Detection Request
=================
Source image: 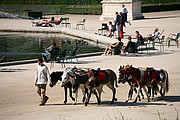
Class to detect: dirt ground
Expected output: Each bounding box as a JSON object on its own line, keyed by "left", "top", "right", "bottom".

{"left": 0, "top": 46, "right": 180, "bottom": 120}
{"left": 0, "top": 10, "right": 180, "bottom": 120}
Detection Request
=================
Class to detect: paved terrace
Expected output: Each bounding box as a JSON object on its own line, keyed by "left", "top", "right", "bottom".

{"left": 0, "top": 10, "right": 180, "bottom": 46}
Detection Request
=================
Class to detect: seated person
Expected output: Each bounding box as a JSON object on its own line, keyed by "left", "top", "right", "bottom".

{"left": 49, "top": 17, "right": 62, "bottom": 25}
{"left": 42, "top": 42, "right": 59, "bottom": 62}
{"left": 107, "top": 21, "right": 115, "bottom": 37}
{"left": 35, "top": 20, "right": 53, "bottom": 27}
{"left": 145, "top": 28, "right": 160, "bottom": 41}
{"left": 36, "top": 22, "right": 52, "bottom": 27}
{"left": 54, "top": 17, "right": 62, "bottom": 25}
{"left": 36, "top": 17, "right": 62, "bottom": 27}
{"left": 103, "top": 37, "right": 123, "bottom": 55}
{"left": 48, "top": 17, "right": 55, "bottom": 23}
{"left": 123, "top": 36, "right": 137, "bottom": 53}
{"left": 135, "top": 31, "right": 144, "bottom": 46}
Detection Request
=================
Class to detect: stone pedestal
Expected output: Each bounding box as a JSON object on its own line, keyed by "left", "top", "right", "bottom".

{"left": 100, "top": 0, "right": 144, "bottom": 21}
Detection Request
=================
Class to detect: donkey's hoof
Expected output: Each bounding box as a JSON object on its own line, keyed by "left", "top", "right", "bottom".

{"left": 64, "top": 101, "right": 67, "bottom": 104}
{"left": 114, "top": 98, "right": 118, "bottom": 101}
{"left": 85, "top": 103, "right": 88, "bottom": 106}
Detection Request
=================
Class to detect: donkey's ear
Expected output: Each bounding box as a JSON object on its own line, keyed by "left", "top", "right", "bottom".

{"left": 73, "top": 65, "right": 77, "bottom": 69}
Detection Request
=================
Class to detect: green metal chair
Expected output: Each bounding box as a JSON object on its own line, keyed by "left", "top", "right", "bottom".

{"left": 61, "top": 17, "right": 71, "bottom": 27}
{"left": 65, "top": 47, "right": 79, "bottom": 62}
{"left": 167, "top": 32, "right": 180, "bottom": 48}
{"left": 56, "top": 48, "right": 67, "bottom": 68}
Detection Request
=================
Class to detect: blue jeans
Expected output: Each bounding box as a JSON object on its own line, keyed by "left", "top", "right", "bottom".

{"left": 116, "top": 25, "right": 121, "bottom": 38}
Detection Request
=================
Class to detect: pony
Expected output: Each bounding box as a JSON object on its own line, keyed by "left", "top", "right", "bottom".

{"left": 49, "top": 71, "right": 75, "bottom": 104}
{"left": 121, "top": 64, "right": 169, "bottom": 103}
{"left": 85, "top": 69, "right": 118, "bottom": 106}
{"left": 147, "top": 68, "right": 169, "bottom": 99}
{"left": 118, "top": 66, "right": 144, "bottom": 102}
{"left": 61, "top": 67, "right": 94, "bottom": 105}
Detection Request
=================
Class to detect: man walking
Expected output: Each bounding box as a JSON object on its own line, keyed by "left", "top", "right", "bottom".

{"left": 35, "top": 58, "right": 51, "bottom": 106}
{"left": 121, "top": 4, "right": 131, "bottom": 25}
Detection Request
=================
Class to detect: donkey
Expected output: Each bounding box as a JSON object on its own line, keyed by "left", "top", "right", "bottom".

{"left": 147, "top": 68, "right": 169, "bottom": 100}
{"left": 49, "top": 71, "right": 75, "bottom": 104}
{"left": 118, "top": 66, "right": 144, "bottom": 102}
{"left": 61, "top": 67, "right": 96, "bottom": 105}
{"left": 121, "top": 64, "right": 169, "bottom": 103}
{"left": 85, "top": 69, "right": 118, "bottom": 106}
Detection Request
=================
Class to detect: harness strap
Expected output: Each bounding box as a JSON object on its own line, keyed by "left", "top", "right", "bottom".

{"left": 140, "top": 69, "right": 144, "bottom": 82}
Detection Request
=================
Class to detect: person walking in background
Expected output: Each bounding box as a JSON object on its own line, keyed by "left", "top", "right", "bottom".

{"left": 114, "top": 12, "right": 121, "bottom": 39}
{"left": 35, "top": 58, "right": 51, "bottom": 106}
{"left": 121, "top": 4, "right": 131, "bottom": 26}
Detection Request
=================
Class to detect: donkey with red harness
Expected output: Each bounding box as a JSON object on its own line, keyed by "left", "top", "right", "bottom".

{"left": 61, "top": 67, "right": 99, "bottom": 105}
{"left": 121, "top": 65, "right": 169, "bottom": 103}
{"left": 85, "top": 69, "right": 118, "bottom": 106}
{"left": 118, "top": 65, "right": 144, "bottom": 102}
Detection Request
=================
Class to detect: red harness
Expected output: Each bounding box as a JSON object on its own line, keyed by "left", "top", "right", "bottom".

{"left": 89, "top": 70, "right": 106, "bottom": 81}
{"left": 144, "top": 70, "right": 159, "bottom": 81}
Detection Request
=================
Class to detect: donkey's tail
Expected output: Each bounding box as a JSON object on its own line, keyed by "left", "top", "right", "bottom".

{"left": 160, "top": 69, "right": 170, "bottom": 93}
{"left": 164, "top": 70, "right": 170, "bottom": 93}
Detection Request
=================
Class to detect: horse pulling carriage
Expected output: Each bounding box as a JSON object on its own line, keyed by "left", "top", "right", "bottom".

{"left": 49, "top": 65, "right": 169, "bottom": 106}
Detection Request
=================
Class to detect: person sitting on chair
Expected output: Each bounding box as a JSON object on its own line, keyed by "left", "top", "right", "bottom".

{"left": 123, "top": 36, "right": 137, "bottom": 53}
{"left": 42, "top": 42, "right": 59, "bottom": 62}
{"left": 107, "top": 21, "right": 113, "bottom": 37}
{"left": 36, "top": 17, "right": 62, "bottom": 27}
{"left": 135, "top": 31, "right": 144, "bottom": 46}
{"left": 103, "top": 37, "right": 123, "bottom": 55}
{"left": 54, "top": 17, "right": 62, "bottom": 25}
{"left": 145, "top": 28, "right": 160, "bottom": 41}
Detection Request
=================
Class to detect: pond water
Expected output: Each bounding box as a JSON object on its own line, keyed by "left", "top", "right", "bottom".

{"left": 0, "top": 33, "right": 104, "bottom": 62}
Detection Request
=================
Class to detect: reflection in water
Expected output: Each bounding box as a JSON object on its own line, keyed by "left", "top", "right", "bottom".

{"left": 0, "top": 33, "right": 103, "bottom": 62}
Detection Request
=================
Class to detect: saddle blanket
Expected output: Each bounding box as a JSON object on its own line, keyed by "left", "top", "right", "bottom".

{"left": 89, "top": 70, "right": 106, "bottom": 81}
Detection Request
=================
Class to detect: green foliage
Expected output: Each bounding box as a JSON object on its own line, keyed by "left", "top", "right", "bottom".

{"left": 0, "top": 1, "right": 180, "bottom": 15}
{"left": 142, "top": 0, "right": 180, "bottom": 4}
{"left": 0, "top": 0, "right": 102, "bottom": 4}
{"left": 142, "top": 3, "right": 180, "bottom": 13}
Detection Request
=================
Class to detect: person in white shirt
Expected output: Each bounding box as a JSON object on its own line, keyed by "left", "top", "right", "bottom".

{"left": 121, "top": 4, "right": 131, "bottom": 26}
{"left": 35, "top": 58, "right": 51, "bottom": 106}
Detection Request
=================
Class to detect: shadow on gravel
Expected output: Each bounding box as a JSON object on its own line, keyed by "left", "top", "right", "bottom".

{"left": 0, "top": 68, "right": 28, "bottom": 72}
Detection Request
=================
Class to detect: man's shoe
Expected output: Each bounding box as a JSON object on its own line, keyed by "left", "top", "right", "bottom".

{"left": 39, "top": 103, "right": 45, "bottom": 106}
